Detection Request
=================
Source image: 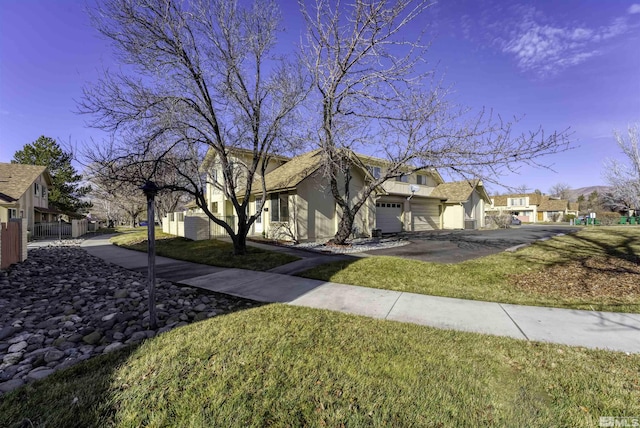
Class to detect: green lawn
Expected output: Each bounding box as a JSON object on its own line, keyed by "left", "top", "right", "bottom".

{"left": 1, "top": 305, "right": 638, "bottom": 427}
{"left": 300, "top": 227, "right": 640, "bottom": 313}
{"left": 110, "top": 229, "right": 298, "bottom": 271}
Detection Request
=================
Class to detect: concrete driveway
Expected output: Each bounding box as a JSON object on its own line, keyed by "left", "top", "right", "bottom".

{"left": 365, "top": 225, "right": 581, "bottom": 263}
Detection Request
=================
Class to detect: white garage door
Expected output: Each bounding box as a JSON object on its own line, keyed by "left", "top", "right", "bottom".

{"left": 412, "top": 201, "right": 440, "bottom": 231}
{"left": 376, "top": 202, "right": 403, "bottom": 233}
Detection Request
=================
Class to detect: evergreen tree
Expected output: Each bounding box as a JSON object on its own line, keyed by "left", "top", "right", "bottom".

{"left": 12, "top": 136, "right": 91, "bottom": 213}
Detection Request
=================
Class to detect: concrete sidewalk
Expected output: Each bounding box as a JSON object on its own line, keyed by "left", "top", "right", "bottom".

{"left": 80, "top": 235, "right": 640, "bottom": 354}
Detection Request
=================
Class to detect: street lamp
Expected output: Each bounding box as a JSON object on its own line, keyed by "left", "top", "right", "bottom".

{"left": 141, "top": 180, "right": 159, "bottom": 330}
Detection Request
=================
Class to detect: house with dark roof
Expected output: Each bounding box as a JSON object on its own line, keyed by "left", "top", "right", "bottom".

{"left": 487, "top": 193, "right": 578, "bottom": 223}
{"left": 431, "top": 180, "right": 491, "bottom": 229}
{"left": 0, "top": 163, "right": 54, "bottom": 231}
{"left": 164, "top": 148, "right": 489, "bottom": 241}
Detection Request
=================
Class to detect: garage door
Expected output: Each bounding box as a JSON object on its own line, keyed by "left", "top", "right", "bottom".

{"left": 376, "top": 202, "right": 403, "bottom": 233}
{"left": 412, "top": 201, "right": 440, "bottom": 231}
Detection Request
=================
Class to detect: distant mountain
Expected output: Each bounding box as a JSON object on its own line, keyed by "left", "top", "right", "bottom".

{"left": 566, "top": 186, "right": 612, "bottom": 201}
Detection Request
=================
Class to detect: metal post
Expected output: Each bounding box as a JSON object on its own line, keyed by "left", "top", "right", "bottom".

{"left": 141, "top": 181, "right": 159, "bottom": 330}
{"left": 58, "top": 215, "right": 61, "bottom": 241}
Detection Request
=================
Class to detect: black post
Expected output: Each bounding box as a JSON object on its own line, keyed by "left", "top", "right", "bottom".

{"left": 141, "top": 181, "right": 159, "bottom": 330}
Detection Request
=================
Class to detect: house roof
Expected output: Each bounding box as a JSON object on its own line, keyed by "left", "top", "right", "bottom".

{"left": 355, "top": 153, "right": 445, "bottom": 185}
{"left": 0, "top": 163, "right": 51, "bottom": 203}
{"left": 538, "top": 197, "right": 570, "bottom": 211}
{"left": 491, "top": 193, "right": 544, "bottom": 206}
{"left": 258, "top": 149, "right": 325, "bottom": 193}
{"left": 431, "top": 180, "right": 491, "bottom": 203}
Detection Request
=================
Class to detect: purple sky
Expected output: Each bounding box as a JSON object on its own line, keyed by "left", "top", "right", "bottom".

{"left": 1, "top": 0, "right": 639, "bottom": 194}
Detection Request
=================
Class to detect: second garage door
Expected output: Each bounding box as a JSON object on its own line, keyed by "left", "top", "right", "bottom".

{"left": 376, "top": 202, "right": 403, "bottom": 233}
{"left": 412, "top": 201, "right": 440, "bottom": 231}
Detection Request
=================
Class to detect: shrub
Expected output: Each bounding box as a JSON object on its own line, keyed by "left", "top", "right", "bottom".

{"left": 563, "top": 214, "right": 576, "bottom": 222}
{"left": 597, "top": 211, "right": 620, "bottom": 226}
{"left": 485, "top": 214, "right": 512, "bottom": 229}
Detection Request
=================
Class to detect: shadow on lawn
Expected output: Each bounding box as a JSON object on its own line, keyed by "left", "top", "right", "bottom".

{"left": 512, "top": 228, "right": 640, "bottom": 267}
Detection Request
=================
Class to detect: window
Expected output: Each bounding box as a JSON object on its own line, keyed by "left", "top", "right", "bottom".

{"left": 42, "top": 187, "right": 47, "bottom": 198}
{"left": 8, "top": 208, "right": 17, "bottom": 219}
{"left": 34, "top": 183, "right": 40, "bottom": 195}
{"left": 367, "top": 165, "right": 381, "bottom": 179}
{"left": 510, "top": 198, "right": 525, "bottom": 206}
{"left": 210, "top": 202, "right": 219, "bottom": 213}
{"left": 396, "top": 174, "right": 409, "bottom": 183}
{"left": 177, "top": 212, "right": 184, "bottom": 222}
{"left": 417, "top": 175, "right": 427, "bottom": 185}
{"left": 169, "top": 213, "right": 175, "bottom": 221}
{"left": 270, "top": 193, "right": 289, "bottom": 222}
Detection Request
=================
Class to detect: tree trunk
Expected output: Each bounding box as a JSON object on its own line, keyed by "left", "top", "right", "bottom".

{"left": 232, "top": 213, "right": 249, "bottom": 256}
{"left": 331, "top": 208, "right": 355, "bottom": 245}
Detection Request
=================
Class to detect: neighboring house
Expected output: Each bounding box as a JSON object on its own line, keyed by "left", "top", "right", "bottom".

{"left": 0, "top": 163, "right": 54, "bottom": 231}
{"left": 430, "top": 180, "right": 491, "bottom": 229}
{"left": 164, "top": 148, "right": 488, "bottom": 241}
{"left": 488, "top": 193, "right": 578, "bottom": 223}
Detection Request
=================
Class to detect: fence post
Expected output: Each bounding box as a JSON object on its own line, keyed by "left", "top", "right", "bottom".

{"left": 17, "top": 218, "right": 27, "bottom": 262}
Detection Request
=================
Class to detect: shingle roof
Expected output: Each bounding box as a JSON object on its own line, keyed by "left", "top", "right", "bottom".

{"left": 431, "top": 180, "right": 491, "bottom": 203}
{"left": 538, "top": 197, "right": 569, "bottom": 211}
{"left": 256, "top": 149, "right": 325, "bottom": 193}
{"left": 0, "top": 163, "right": 51, "bottom": 203}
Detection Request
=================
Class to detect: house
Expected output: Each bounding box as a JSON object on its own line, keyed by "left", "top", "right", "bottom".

{"left": 488, "top": 193, "right": 578, "bottom": 223}
{"left": 430, "top": 180, "right": 491, "bottom": 229}
{"left": 163, "top": 148, "right": 489, "bottom": 241}
{"left": 0, "top": 163, "right": 54, "bottom": 231}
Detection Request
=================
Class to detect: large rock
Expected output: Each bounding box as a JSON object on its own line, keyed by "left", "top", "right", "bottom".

{"left": 82, "top": 331, "right": 103, "bottom": 345}
{"left": 8, "top": 341, "right": 28, "bottom": 353}
{"left": 44, "top": 349, "right": 65, "bottom": 363}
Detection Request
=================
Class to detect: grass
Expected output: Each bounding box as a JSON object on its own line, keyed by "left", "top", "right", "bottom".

{"left": 300, "top": 227, "right": 640, "bottom": 313}
{"left": 1, "top": 305, "right": 638, "bottom": 427}
{"left": 110, "top": 228, "right": 299, "bottom": 271}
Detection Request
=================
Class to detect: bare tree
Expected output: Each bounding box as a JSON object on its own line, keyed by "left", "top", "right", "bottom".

{"left": 88, "top": 173, "right": 147, "bottom": 227}
{"left": 80, "top": 0, "right": 307, "bottom": 255}
{"left": 603, "top": 125, "right": 640, "bottom": 215}
{"left": 299, "top": 0, "right": 571, "bottom": 244}
{"left": 549, "top": 182, "right": 571, "bottom": 199}
{"left": 513, "top": 184, "right": 530, "bottom": 194}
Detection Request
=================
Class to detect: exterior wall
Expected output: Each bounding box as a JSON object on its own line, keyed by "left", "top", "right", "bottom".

{"left": 162, "top": 212, "right": 186, "bottom": 237}
{"left": 205, "top": 153, "right": 286, "bottom": 216}
{"left": 184, "top": 214, "right": 210, "bottom": 240}
{"left": 488, "top": 199, "right": 539, "bottom": 223}
{"left": 442, "top": 204, "right": 464, "bottom": 229}
{"left": 292, "top": 172, "right": 336, "bottom": 240}
{"left": 71, "top": 219, "right": 88, "bottom": 238}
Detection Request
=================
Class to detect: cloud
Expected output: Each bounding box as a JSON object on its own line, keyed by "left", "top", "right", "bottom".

{"left": 499, "top": 7, "right": 634, "bottom": 77}
{"left": 629, "top": 4, "right": 640, "bottom": 14}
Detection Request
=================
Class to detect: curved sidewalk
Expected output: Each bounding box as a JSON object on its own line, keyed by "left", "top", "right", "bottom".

{"left": 80, "top": 236, "right": 640, "bottom": 354}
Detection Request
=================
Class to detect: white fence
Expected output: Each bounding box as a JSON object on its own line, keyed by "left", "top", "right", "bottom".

{"left": 163, "top": 212, "right": 236, "bottom": 240}
{"left": 32, "top": 219, "right": 89, "bottom": 239}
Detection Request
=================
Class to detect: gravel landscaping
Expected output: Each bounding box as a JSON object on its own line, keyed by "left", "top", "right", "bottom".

{"left": 289, "top": 236, "right": 410, "bottom": 254}
{"left": 0, "top": 240, "right": 260, "bottom": 396}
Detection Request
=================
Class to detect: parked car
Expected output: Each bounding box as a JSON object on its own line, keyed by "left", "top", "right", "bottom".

{"left": 511, "top": 216, "right": 522, "bottom": 226}
{"left": 139, "top": 221, "right": 149, "bottom": 226}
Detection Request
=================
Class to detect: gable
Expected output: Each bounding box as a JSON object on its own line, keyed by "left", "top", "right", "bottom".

{"left": 432, "top": 180, "right": 490, "bottom": 203}
{"left": 0, "top": 163, "right": 51, "bottom": 202}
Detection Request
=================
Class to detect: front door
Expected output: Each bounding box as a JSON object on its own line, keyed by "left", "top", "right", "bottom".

{"left": 254, "top": 197, "right": 263, "bottom": 234}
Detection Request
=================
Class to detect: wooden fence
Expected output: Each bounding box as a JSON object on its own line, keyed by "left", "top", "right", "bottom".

{"left": 1, "top": 219, "right": 25, "bottom": 270}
